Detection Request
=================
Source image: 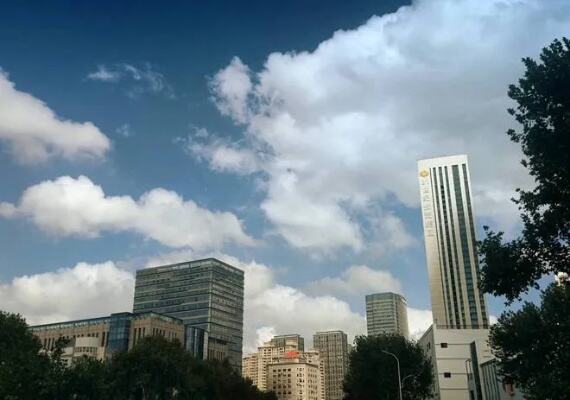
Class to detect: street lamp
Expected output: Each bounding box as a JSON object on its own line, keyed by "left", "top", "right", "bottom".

{"left": 382, "top": 350, "right": 403, "bottom": 400}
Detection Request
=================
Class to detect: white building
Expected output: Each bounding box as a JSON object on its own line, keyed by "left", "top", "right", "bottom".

{"left": 418, "top": 155, "right": 489, "bottom": 329}
{"left": 365, "top": 292, "right": 409, "bottom": 338}
{"left": 419, "top": 325, "right": 493, "bottom": 400}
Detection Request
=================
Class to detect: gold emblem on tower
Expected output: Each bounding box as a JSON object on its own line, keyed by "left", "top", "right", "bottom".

{"left": 419, "top": 170, "right": 429, "bottom": 178}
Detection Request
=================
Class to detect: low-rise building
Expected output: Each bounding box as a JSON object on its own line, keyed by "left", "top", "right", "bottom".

{"left": 480, "top": 359, "right": 526, "bottom": 400}
{"left": 30, "top": 311, "right": 185, "bottom": 361}
{"left": 419, "top": 325, "right": 493, "bottom": 400}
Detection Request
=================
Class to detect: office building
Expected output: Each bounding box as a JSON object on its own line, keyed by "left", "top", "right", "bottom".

{"left": 313, "top": 331, "right": 349, "bottom": 400}
{"left": 30, "top": 311, "right": 184, "bottom": 361}
{"left": 365, "top": 292, "right": 409, "bottom": 338}
{"left": 133, "top": 258, "right": 244, "bottom": 370}
{"left": 419, "top": 325, "right": 493, "bottom": 400}
{"left": 418, "top": 155, "right": 489, "bottom": 329}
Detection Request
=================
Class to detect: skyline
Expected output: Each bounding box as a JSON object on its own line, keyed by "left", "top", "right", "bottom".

{"left": 1, "top": 0, "right": 568, "bottom": 354}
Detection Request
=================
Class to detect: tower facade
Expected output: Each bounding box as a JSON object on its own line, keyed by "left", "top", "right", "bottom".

{"left": 365, "top": 292, "right": 409, "bottom": 338}
{"left": 313, "top": 331, "right": 349, "bottom": 400}
{"left": 418, "top": 155, "right": 489, "bottom": 329}
{"left": 133, "top": 258, "right": 244, "bottom": 369}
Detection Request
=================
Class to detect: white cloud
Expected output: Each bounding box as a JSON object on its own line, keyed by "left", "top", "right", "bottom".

{"left": 0, "top": 261, "right": 134, "bottom": 325}
{"left": 307, "top": 265, "right": 402, "bottom": 297}
{"left": 407, "top": 307, "right": 433, "bottom": 340}
{"left": 178, "top": 126, "right": 261, "bottom": 174}
{"left": 87, "top": 63, "right": 173, "bottom": 98}
{"left": 210, "top": 57, "right": 253, "bottom": 124}
{"left": 0, "top": 175, "right": 255, "bottom": 250}
{"left": 205, "top": 0, "right": 570, "bottom": 253}
{"left": 0, "top": 69, "right": 110, "bottom": 164}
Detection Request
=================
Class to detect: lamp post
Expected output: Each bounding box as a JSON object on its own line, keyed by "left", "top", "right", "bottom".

{"left": 382, "top": 350, "right": 403, "bottom": 400}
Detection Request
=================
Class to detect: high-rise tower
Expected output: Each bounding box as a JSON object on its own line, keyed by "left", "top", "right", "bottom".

{"left": 313, "top": 331, "right": 349, "bottom": 400}
{"left": 133, "top": 258, "right": 244, "bottom": 370}
{"left": 365, "top": 292, "right": 409, "bottom": 338}
{"left": 418, "top": 155, "right": 489, "bottom": 329}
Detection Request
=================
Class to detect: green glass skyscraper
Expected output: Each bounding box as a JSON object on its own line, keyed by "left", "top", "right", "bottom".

{"left": 133, "top": 258, "right": 244, "bottom": 370}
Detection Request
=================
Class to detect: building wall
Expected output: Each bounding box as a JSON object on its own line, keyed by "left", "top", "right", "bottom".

{"left": 480, "top": 360, "right": 526, "bottom": 400}
{"left": 419, "top": 325, "right": 493, "bottom": 400}
{"left": 267, "top": 359, "right": 322, "bottom": 400}
{"left": 418, "top": 155, "right": 489, "bottom": 329}
{"left": 30, "top": 312, "right": 184, "bottom": 360}
{"left": 313, "top": 331, "right": 349, "bottom": 400}
{"left": 133, "top": 258, "right": 244, "bottom": 370}
{"left": 365, "top": 292, "right": 409, "bottom": 338}
{"left": 243, "top": 354, "right": 259, "bottom": 386}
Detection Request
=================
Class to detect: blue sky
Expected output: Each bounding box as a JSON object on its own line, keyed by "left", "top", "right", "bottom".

{"left": 0, "top": 0, "right": 568, "bottom": 351}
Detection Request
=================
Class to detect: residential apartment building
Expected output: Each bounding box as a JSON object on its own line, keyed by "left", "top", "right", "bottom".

{"left": 245, "top": 334, "right": 305, "bottom": 391}
{"left": 30, "top": 311, "right": 184, "bottom": 361}
{"left": 133, "top": 258, "right": 244, "bottom": 370}
{"left": 313, "top": 331, "right": 349, "bottom": 400}
{"left": 267, "top": 356, "right": 322, "bottom": 400}
{"left": 365, "top": 292, "right": 409, "bottom": 338}
{"left": 418, "top": 155, "right": 489, "bottom": 329}
{"left": 243, "top": 353, "right": 259, "bottom": 386}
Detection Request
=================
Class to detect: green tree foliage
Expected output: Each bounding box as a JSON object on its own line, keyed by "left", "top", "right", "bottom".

{"left": 0, "top": 311, "right": 53, "bottom": 400}
{"left": 343, "top": 334, "right": 433, "bottom": 400}
{"left": 0, "top": 311, "right": 275, "bottom": 400}
{"left": 479, "top": 38, "right": 570, "bottom": 301}
{"left": 489, "top": 282, "right": 570, "bottom": 400}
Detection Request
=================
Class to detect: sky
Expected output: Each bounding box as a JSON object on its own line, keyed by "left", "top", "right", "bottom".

{"left": 0, "top": 0, "right": 568, "bottom": 353}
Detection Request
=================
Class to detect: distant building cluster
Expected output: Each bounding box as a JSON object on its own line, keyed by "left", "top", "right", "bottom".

{"left": 30, "top": 258, "right": 244, "bottom": 370}
{"left": 27, "top": 154, "right": 527, "bottom": 400}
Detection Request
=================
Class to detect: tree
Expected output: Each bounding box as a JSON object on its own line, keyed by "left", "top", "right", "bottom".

{"left": 343, "top": 334, "right": 433, "bottom": 400}
{"left": 489, "top": 282, "right": 570, "bottom": 400}
{"left": 479, "top": 38, "right": 570, "bottom": 301}
{"left": 0, "top": 311, "right": 53, "bottom": 400}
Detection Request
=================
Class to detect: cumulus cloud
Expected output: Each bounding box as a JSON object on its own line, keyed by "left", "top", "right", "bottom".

{"left": 178, "top": 126, "right": 262, "bottom": 174}
{"left": 0, "top": 262, "right": 134, "bottom": 325}
{"left": 203, "top": 0, "right": 570, "bottom": 253}
{"left": 0, "top": 69, "right": 110, "bottom": 164}
{"left": 87, "top": 63, "right": 173, "bottom": 98}
{"left": 307, "top": 265, "right": 402, "bottom": 297}
{"left": 0, "top": 175, "right": 255, "bottom": 250}
{"left": 407, "top": 307, "right": 433, "bottom": 340}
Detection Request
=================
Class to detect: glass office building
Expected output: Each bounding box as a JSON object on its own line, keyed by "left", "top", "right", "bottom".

{"left": 418, "top": 155, "right": 489, "bottom": 329}
{"left": 133, "top": 258, "right": 244, "bottom": 370}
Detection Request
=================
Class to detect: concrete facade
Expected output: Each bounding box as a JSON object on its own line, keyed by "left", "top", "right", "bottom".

{"left": 313, "top": 331, "right": 349, "bottom": 400}
{"left": 267, "top": 355, "right": 323, "bottom": 400}
{"left": 365, "top": 292, "right": 409, "bottom": 338}
{"left": 419, "top": 325, "right": 493, "bottom": 400}
{"left": 30, "top": 311, "right": 184, "bottom": 361}
{"left": 480, "top": 360, "right": 526, "bottom": 400}
{"left": 418, "top": 155, "right": 489, "bottom": 329}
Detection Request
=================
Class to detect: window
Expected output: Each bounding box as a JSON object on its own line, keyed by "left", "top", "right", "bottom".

{"left": 440, "top": 342, "right": 448, "bottom": 348}
{"left": 443, "top": 372, "right": 451, "bottom": 378}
